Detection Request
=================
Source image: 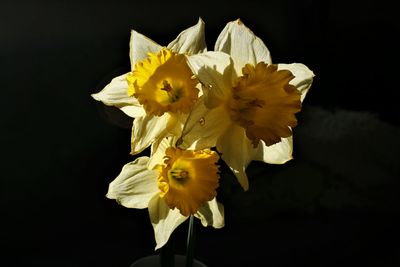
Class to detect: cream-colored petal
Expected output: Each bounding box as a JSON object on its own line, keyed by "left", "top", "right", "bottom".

{"left": 167, "top": 18, "right": 206, "bottom": 55}
{"left": 278, "top": 63, "right": 315, "bottom": 102}
{"left": 215, "top": 19, "right": 272, "bottom": 74}
{"left": 178, "top": 97, "right": 231, "bottom": 150}
{"left": 130, "top": 30, "right": 162, "bottom": 69}
{"left": 216, "top": 123, "right": 257, "bottom": 191}
{"left": 195, "top": 198, "right": 224, "bottom": 228}
{"left": 254, "top": 137, "right": 293, "bottom": 164}
{"left": 148, "top": 194, "right": 188, "bottom": 250}
{"left": 106, "top": 157, "right": 159, "bottom": 209}
{"left": 148, "top": 137, "right": 176, "bottom": 170}
{"left": 91, "top": 73, "right": 145, "bottom": 118}
{"left": 186, "top": 52, "right": 234, "bottom": 107}
{"left": 131, "top": 113, "right": 169, "bottom": 155}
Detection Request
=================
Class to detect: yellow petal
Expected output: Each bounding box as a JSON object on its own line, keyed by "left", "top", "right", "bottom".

{"left": 148, "top": 136, "right": 177, "bottom": 170}
{"left": 131, "top": 113, "right": 169, "bottom": 154}
{"left": 186, "top": 51, "right": 234, "bottom": 107}
{"left": 91, "top": 73, "right": 145, "bottom": 118}
{"left": 216, "top": 123, "right": 256, "bottom": 191}
{"left": 129, "top": 30, "right": 162, "bottom": 70}
{"left": 278, "top": 63, "right": 315, "bottom": 102}
{"left": 167, "top": 18, "right": 207, "bottom": 55}
{"left": 215, "top": 19, "right": 272, "bottom": 74}
{"left": 148, "top": 194, "right": 188, "bottom": 250}
{"left": 195, "top": 198, "right": 225, "bottom": 228}
{"left": 106, "top": 157, "right": 159, "bottom": 209}
{"left": 254, "top": 137, "right": 293, "bottom": 164}
{"left": 178, "top": 96, "right": 231, "bottom": 150}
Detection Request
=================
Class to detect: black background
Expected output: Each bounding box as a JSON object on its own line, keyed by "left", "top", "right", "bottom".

{"left": 1, "top": 0, "right": 400, "bottom": 266}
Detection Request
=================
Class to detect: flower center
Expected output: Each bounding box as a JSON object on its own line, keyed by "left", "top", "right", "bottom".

{"left": 169, "top": 169, "right": 189, "bottom": 180}
{"left": 156, "top": 147, "right": 220, "bottom": 216}
{"left": 126, "top": 49, "right": 199, "bottom": 116}
{"left": 227, "top": 62, "right": 301, "bottom": 147}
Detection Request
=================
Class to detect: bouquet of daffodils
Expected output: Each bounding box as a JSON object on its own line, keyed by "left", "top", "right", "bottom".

{"left": 92, "top": 18, "right": 314, "bottom": 253}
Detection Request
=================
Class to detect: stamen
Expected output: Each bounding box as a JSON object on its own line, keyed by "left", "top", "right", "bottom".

{"left": 169, "top": 169, "right": 189, "bottom": 180}
{"left": 161, "top": 80, "right": 172, "bottom": 92}
{"left": 126, "top": 49, "right": 199, "bottom": 116}
{"left": 160, "top": 80, "right": 180, "bottom": 103}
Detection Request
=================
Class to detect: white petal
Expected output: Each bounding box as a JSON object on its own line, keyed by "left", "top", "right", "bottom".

{"left": 254, "top": 137, "right": 293, "bottom": 164}
{"left": 106, "top": 157, "right": 159, "bottom": 209}
{"left": 195, "top": 198, "right": 224, "bottom": 228}
{"left": 178, "top": 97, "right": 231, "bottom": 150}
{"left": 278, "top": 63, "right": 315, "bottom": 102}
{"left": 148, "top": 195, "right": 188, "bottom": 250}
{"left": 215, "top": 19, "right": 272, "bottom": 74}
{"left": 91, "top": 73, "right": 145, "bottom": 118}
{"left": 186, "top": 52, "right": 234, "bottom": 107}
{"left": 131, "top": 113, "right": 169, "bottom": 154}
{"left": 167, "top": 18, "right": 206, "bottom": 55}
{"left": 130, "top": 30, "right": 162, "bottom": 69}
{"left": 148, "top": 137, "right": 176, "bottom": 170}
{"left": 216, "top": 123, "right": 257, "bottom": 191}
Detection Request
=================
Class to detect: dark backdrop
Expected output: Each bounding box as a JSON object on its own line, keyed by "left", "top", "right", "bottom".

{"left": 1, "top": 0, "right": 400, "bottom": 266}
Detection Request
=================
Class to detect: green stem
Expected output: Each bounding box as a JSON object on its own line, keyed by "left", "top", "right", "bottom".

{"left": 160, "top": 235, "right": 174, "bottom": 267}
{"left": 185, "top": 215, "right": 196, "bottom": 267}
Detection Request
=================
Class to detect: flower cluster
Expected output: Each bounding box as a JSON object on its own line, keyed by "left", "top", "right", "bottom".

{"left": 92, "top": 18, "right": 314, "bottom": 249}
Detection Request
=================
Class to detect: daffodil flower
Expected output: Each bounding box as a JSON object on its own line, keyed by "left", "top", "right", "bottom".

{"left": 91, "top": 18, "right": 207, "bottom": 154}
{"left": 180, "top": 19, "right": 315, "bottom": 190}
{"left": 106, "top": 137, "right": 224, "bottom": 249}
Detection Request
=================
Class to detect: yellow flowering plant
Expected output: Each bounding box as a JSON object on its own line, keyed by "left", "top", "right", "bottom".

{"left": 92, "top": 18, "right": 314, "bottom": 266}
{"left": 92, "top": 18, "right": 208, "bottom": 155}
{"left": 180, "top": 19, "right": 314, "bottom": 190}
{"left": 106, "top": 136, "right": 224, "bottom": 250}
